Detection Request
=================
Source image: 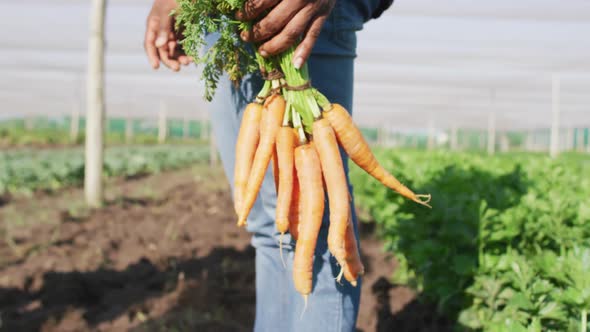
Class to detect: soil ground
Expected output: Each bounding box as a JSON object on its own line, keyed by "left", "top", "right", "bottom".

{"left": 0, "top": 166, "right": 450, "bottom": 332}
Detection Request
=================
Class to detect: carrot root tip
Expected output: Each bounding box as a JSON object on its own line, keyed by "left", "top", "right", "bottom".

{"left": 414, "top": 194, "right": 432, "bottom": 208}
{"left": 416, "top": 193, "right": 432, "bottom": 202}
{"left": 336, "top": 266, "right": 344, "bottom": 284}
{"left": 350, "top": 280, "right": 358, "bottom": 287}
{"left": 300, "top": 295, "right": 308, "bottom": 320}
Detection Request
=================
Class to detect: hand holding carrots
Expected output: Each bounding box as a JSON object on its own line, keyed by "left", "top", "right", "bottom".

{"left": 237, "top": 0, "right": 336, "bottom": 69}
{"left": 167, "top": 0, "right": 432, "bottom": 304}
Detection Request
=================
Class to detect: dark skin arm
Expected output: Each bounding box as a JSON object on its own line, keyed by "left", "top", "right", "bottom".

{"left": 144, "top": 0, "right": 192, "bottom": 71}
{"left": 238, "top": 0, "right": 335, "bottom": 69}
{"left": 144, "top": 0, "right": 335, "bottom": 71}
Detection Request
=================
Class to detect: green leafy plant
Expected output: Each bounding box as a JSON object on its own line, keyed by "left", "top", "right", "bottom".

{"left": 0, "top": 145, "right": 209, "bottom": 197}
{"left": 351, "top": 150, "right": 590, "bottom": 331}
{"left": 0, "top": 118, "right": 208, "bottom": 148}
{"left": 174, "top": 0, "right": 256, "bottom": 101}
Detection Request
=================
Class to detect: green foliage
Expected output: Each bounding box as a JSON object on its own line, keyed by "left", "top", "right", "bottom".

{"left": 175, "top": 0, "right": 257, "bottom": 101}
{"left": 0, "top": 145, "right": 209, "bottom": 197}
{"left": 0, "top": 118, "right": 207, "bottom": 147}
{"left": 350, "top": 150, "right": 590, "bottom": 331}
{"left": 0, "top": 124, "right": 73, "bottom": 147}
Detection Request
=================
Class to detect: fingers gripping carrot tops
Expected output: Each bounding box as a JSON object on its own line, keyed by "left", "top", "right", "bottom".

{"left": 293, "top": 143, "right": 325, "bottom": 297}
{"left": 233, "top": 103, "right": 263, "bottom": 214}
{"left": 323, "top": 104, "right": 431, "bottom": 208}
{"left": 312, "top": 118, "right": 350, "bottom": 275}
{"left": 238, "top": 95, "right": 286, "bottom": 226}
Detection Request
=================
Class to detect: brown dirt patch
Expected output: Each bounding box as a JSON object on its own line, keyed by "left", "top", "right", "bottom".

{"left": 0, "top": 168, "right": 449, "bottom": 332}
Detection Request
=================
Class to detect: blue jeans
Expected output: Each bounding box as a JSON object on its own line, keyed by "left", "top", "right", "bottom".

{"left": 208, "top": 31, "right": 360, "bottom": 332}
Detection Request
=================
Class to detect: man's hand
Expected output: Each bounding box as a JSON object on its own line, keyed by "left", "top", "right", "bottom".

{"left": 144, "top": 0, "right": 192, "bottom": 71}
{"left": 237, "top": 0, "right": 335, "bottom": 69}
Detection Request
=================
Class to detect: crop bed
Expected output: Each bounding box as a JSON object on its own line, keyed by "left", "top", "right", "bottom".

{"left": 352, "top": 150, "right": 590, "bottom": 331}
{"left": 0, "top": 145, "right": 209, "bottom": 199}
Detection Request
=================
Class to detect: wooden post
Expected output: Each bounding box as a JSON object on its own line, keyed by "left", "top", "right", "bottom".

{"left": 578, "top": 128, "right": 586, "bottom": 152}
{"left": 70, "top": 101, "right": 80, "bottom": 142}
{"left": 487, "top": 113, "right": 496, "bottom": 155}
{"left": 201, "top": 120, "right": 209, "bottom": 140}
{"left": 477, "top": 131, "right": 484, "bottom": 151}
{"left": 125, "top": 116, "right": 133, "bottom": 144}
{"left": 377, "top": 126, "right": 385, "bottom": 147}
{"left": 390, "top": 127, "right": 397, "bottom": 147}
{"left": 84, "top": 0, "right": 106, "bottom": 208}
{"left": 565, "top": 127, "right": 574, "bottom": 151}
{"left": 25, "top": 115, "right": 34, "bottom": 131}
{"left": 427, "top": 117, "right": 435, "bottom": 150}
{"left": 525, "top": 129, "right": 534, "bottom": 151}
{"left": 500, "top": 133, "right": 509, "bottom": 152}
{"left": 210, "top": 133, "right": 218, "bottom": 167}
{"left": 183, "top": 116, "right": 190, "bottom": 139}
{"left": 550, "top": 75, "right": 560, "bottom": 158}
{"left": 487, "top": 90, "right": 496, "bottom": 156}
{"left": 450, "top": 125, "right": 459, "bottom": 151}
{"left": 158, "top": 100, "right": 167, "bottom": 144}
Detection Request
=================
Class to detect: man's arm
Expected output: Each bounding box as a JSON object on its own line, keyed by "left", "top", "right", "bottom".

{"left": 237, "top": 0, "right": 335, "bottom": 69}
{"left": 144, "top": 0, "right": 335, "bottom": 72}
{"left": 144, "top": 0, "right": 191, "bottom": 71}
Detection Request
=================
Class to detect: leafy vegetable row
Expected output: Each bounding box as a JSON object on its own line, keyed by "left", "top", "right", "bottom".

{"left": 0, "top": 119, "right": 207, "bottom": 148}
{"left": 0, "top": 145, "right": 209, "bottom": 197}
{"left": 351, "top": 150, "right": 590, "bottom": 331}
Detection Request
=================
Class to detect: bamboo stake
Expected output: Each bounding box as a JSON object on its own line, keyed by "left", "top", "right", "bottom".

{"left": 84, "top": 0, "right": 106, "bottom": 207}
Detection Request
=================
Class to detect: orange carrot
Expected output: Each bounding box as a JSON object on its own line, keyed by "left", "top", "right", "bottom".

{"left": 238, "top": 95, "right": 286, "bottom": 226}
{"left": 312, "top": 118, "right": 350, "bottom": 275}
{"left": 293, "top": 143, "right": 324, "bottom": 298}
{"left": 275, "top": 126, "right": 296, "bottom": 267}
{"left": 341, "top": 214, "right": 364, "bottom": 286}
{"left": 288, "top": 174, "right": 301, "bottom": 241}
{"left": 233, "top": 103, "right": 262, "bottom": 214}
{"left": 271, "top": 147, "right": 279, "bottom": 192}
{"left": 275, "top": 127, "right": 296, "bottom": 234}
{"left": 323, "top": 104, "right": 431, "bottom": 207}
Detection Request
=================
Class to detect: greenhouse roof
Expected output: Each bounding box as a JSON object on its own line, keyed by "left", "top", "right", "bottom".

{"left": 0, "top": 0, "right": 589, "bottom": 129}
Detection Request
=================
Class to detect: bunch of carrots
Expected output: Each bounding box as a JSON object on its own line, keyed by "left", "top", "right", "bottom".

{"left": 232, "top": 70, "right": 431, "bottom": 302}
{"left": 175, "top": 0, "right": 432, "bottom": 303}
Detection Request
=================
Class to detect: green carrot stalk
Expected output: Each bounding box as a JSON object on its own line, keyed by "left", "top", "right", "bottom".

{"left": 278, "top": 46, "right": 321, "bottom": 133}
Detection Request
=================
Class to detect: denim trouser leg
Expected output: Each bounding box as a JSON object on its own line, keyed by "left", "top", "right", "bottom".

{"left": 209, "top": 54, "right": 360, "bottom": 332}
